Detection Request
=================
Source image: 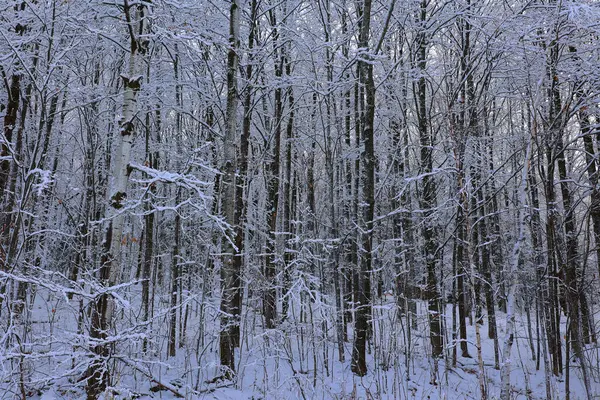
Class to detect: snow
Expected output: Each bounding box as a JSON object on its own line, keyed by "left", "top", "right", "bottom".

{"left": 8, "top": 288, "right": 597, "bottom": 400}
{"left": 27, "top": 168, "right": 54, "bottom": 196}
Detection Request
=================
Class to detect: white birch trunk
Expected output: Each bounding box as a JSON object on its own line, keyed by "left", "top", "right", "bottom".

{"left": 105, "top": 53, "right": 140, "bottom": 324}
{"left": 86, "top": 3, "right": 148, "bottom": 398}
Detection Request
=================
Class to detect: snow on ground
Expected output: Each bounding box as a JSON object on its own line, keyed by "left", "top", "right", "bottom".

{"left": 6, "top": 288, "right": 599, "bottom": 400}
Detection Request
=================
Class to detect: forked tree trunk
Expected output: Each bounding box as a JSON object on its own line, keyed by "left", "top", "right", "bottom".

{"left": 548, "top": 45, "right": 592, "bottom": 397}
{"left": 231, "top": 0, "right": 258, "bottom": 348}
{"left": 281, "top": 64, "right": 295, "bottom": 322}
{"left": 263, "top": 3, "right": 286, "bottom": 330}
{"left": 579, "top": 105, "right": 600, "bottom": 279}
{"left": 0, "top": 39, "right": 39, "bottom": 315}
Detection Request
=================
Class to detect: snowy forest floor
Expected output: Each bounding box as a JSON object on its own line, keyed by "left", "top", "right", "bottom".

{"left": 4, "top": 286, "right": 599, "bottom": 400}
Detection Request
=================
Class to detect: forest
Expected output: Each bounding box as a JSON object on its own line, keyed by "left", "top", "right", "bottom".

{"left": 1, "top": 0, "right": 600, "bottom": 399}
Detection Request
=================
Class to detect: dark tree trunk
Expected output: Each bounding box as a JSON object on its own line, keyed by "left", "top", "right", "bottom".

{"left": 351, "top": 0, "right": 374, "bottom": 377}
{"left": 231, "top": 0, "right": 258, "bottom": 348}
{"left": 168, "top": 194, "right": 181, "bottom": 358}
{"left": 415, "top": 0, "right": 443, "bottom": 361}
{"left": 0, "top": 74, "right": 20, "bottom": 201}
{"left": 263, "top": 5, "right": 288, "bottom": 330}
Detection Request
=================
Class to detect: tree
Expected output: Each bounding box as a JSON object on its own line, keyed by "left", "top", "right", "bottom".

{"left": 351, "top": 0, "right": 375, "bottom": 377}
{"left": 413, "top": 0, "right": 444, "bottom": 365}
{"left": 219, "top": 0, "right": 241, "bottom": 377}
{"left": 85, "top": 1, "right": 150, "bottom": 397}
{"left": 0, "top": 1, "right": 599, "bottom": 398}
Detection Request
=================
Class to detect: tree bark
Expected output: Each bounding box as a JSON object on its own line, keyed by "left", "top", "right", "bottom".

{"left": 351, "top": 0, "right": 374, "bottom": 377}
{"left": 414, "top": 0, "right": 443, "bottom": 362}
{"left": 499, "top": 129, "right": 532, "bottom": 400}
{"left": 219, "top": 0, "right": 241, "bottom": 377}
{"left": 85, "top": 2, "right": 148, "bottom": 397}
{"left": 231, "top": 0, "right": 258, "bottom": 348}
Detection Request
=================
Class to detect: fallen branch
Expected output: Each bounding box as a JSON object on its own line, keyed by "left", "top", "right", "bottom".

{"left": 116, "top": 357, "right": 184, "bottom": 398}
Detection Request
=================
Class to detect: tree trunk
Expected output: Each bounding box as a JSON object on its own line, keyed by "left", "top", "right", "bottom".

{"left": 231, "top": 0, "right": 257, "bottom": 348}
{"left": 168, "top": 195, "right": 181, "bottom": 358}
{"left": 263, "top": 5, "right": 285, "bottom": 330}
{"left": 351, "top": 0, "right": 374, "bottom": 377}
{"left": 415, "top": 0, "right": 443, "bottom": 362}
{"left": 499, "top": 129, "right": 532, "bottom": 400}
{"left": 219, "top": 0, "right": 241, "bottom": 378}
{"left": 0, "top": 74, "right": 19, "bottom": 201}
{"left": 85, "top": 2, "right": 148, "bottom": 397}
